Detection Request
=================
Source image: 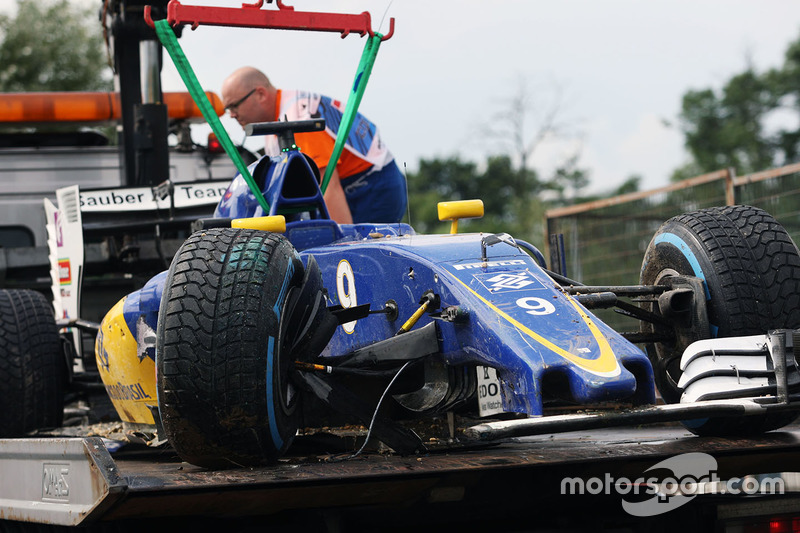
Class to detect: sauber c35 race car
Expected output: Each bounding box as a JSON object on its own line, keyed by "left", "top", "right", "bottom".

{"left": 3, "top": 119, "right": 800, "bottom": 469}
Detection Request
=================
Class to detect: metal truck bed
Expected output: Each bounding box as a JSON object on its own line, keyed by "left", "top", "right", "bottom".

{"left": 5, "top": 424, "right": 800, "bottom": 530}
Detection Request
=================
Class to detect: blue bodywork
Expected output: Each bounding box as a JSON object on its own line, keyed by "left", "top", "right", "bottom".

{"left": 126, "top": 149, "right": 655, "bottom": 417}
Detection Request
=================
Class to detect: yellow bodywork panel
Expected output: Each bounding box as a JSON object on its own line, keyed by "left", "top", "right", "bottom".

{"left": 95, "top": 297, "right": 157, "bottom": 425}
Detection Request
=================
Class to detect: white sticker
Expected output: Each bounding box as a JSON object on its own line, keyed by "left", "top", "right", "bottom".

{"left": 476, "top": 366, "right": 504, "bottom": 417}
{"left": 485, "top": 272, "right": 535, "bottom": 291}
{"left": 453, "top": 259, "right": 526, "bottom": 271}
{"left": 79, "top": 181, "right": 230, "bottom": 212}
{"left": 516, "top": 296, "right": 556, "bottom": 316}
{"left": 336, "top": 259, "right": 357, "bottom": 334}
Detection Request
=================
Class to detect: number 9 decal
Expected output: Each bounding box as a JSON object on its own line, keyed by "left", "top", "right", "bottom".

{"left": 516, "top": 296, "right": 555, "bottom": 316}
{"left": 336, "top": 260, "right": 357, "bottom": 334}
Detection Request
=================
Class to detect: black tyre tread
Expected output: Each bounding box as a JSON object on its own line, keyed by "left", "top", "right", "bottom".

{"left": 0, "top": 289, "right": 63, "bottom": 436}
{"left": 641, "top": 205, "right": 800, "bottom": 435}
{"left": 669, "top": 205, "right": 800, "bottom": 333}
{"left": 157, "top": 228, "right": 302, "bottom": 467}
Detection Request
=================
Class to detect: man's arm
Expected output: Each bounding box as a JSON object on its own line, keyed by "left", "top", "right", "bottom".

{"left": 320, "top": 167, "right": 353, "bottom": 224}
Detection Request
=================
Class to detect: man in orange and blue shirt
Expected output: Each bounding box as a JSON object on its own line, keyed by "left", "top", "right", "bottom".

{"left": 222, "top": 66, "right": 406, "bottom": 224}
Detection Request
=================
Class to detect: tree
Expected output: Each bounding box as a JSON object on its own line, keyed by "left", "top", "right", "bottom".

{"left": 768, "top": 36, "right": 800, "bottom": 164}
{"left": 404, "top": 77, "right": 591, "bottom": 247}
{"left": 405, "top": 156, "right": 480, "bottom": 234}
{"left": 549, "top": 155, "right": 591, "bottom": 204}
{"left": 675, "top": 31, "right": 800, "bottom": 178}
{"left": 0, "top": 0, "right": 111, "bottom": 92}
{"left": 612, "top": 175, "right": 641, "bottom": 196}
{"left": 405, "top": 154, "right": 546, "bottom": 246}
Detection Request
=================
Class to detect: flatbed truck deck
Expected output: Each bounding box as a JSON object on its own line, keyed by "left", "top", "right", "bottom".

{"left": 5, "top": 423, "right": 800, "bottom": 531}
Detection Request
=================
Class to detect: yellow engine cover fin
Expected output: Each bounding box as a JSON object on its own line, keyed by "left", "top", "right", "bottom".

{"left": 437, "top": 199, "right": 484, "bottom": 234}
{"left": 232, "top": 215, "right": 287, "bottom": 233}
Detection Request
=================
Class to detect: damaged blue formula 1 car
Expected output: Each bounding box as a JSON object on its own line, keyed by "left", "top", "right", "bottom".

{"left": 5, "top": 118, "right": 800, "bottom": 469}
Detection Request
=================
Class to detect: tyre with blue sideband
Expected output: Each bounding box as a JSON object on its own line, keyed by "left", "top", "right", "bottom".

{"left": 640, "top": 205, "right": 800, "bottom": 435}
{"left": 156, "top": 227, "right": 306, "bottom": 468}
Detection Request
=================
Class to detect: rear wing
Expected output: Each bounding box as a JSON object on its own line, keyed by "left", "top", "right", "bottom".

{"left": 44, "top": 186, "right": 84, "bottom": 358}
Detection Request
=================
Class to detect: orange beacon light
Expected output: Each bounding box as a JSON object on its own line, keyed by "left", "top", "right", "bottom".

{"left": 0, "top": 91, "right": 223, "bottom": 124}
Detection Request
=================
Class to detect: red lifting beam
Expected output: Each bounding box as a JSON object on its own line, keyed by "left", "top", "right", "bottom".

{"left": 144, "top": 0, "right": 394, "bottom": 41}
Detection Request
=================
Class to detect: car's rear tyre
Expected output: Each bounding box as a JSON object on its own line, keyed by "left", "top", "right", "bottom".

{"left": 641, "top": 205, "right": 800, "bottom": 435}
{"left": 0, "top": 289, "right": 64, "bottom": 437}
{"left": 157, "top": 228, "right": 306, "bottom": 468}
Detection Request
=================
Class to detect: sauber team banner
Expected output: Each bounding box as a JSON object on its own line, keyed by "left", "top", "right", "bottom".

{"left": 79, "top": 181, "right": 230, "bottom": 212}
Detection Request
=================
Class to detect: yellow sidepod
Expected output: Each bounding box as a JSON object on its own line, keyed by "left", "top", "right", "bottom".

{"left": 95, "top": 297, "right": 157, "bottom": 425}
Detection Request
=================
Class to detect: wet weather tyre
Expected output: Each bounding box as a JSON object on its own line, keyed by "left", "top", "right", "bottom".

{"left": 640, "top": 205, "right": 800, "bottom": 435}
{"left": 0, "top": 289, "right": 64, "bottom": 437}
{"left": 157, "top": 228, "right": 305, "bottom": 468}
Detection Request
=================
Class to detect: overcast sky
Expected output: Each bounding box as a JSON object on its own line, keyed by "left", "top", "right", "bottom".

{"left": 4, "top": 1, "right": 800, "bottom": 193}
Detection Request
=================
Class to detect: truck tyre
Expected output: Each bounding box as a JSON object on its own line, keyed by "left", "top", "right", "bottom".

{"left": 157, "top": 228, "right": 307, "bottom": 468}
{"left": 641, "top": 205, "right": 800, "bottom": 435}
{"left": 0, "top": 289, "right": 64, "bottom": 437}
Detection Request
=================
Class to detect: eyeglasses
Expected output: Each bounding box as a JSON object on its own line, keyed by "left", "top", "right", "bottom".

{"left": 224, "top": 88, "right": 257, "bottom": 113}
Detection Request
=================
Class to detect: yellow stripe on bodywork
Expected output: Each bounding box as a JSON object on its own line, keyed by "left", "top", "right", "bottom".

{"left": 455, "top": 278, "right": 621, "bottom": 377}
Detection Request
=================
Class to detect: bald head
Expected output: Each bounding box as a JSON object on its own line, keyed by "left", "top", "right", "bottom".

{"left": 224, "top": 67, "right": 272, "bottom": 93}
{"left": 221, "top": 67, "right": 277, "bottom": 127}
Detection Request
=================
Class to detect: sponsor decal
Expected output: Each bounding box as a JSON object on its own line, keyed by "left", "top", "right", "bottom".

{"left": 476, "top": 366, "right": 504, "bottom": 416}
{"left": 54, "top": 211, "right": 63, "bottom": 247}
{"left": 58, "top": 259, "right": 71, "bottom": 285}
{"left": 453, "top": 259, "right": 526, "bottom": 271}
{"left": 471, "top": 269, "right": 546, "bottom": 293}
{"left": 480, "top": 271, "right": 535, "bottom": 292}
{"left": 106, "top": 381, "right": 153, "bottom": 402}
{"left": 96, "top": 327, "right": 109, "bottom": 371}
{"left": 79, "top": 181, "right": 230, "bottom": 212}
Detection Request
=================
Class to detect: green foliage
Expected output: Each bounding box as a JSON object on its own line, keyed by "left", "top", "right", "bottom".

{"left": 677, "top": 31, "right": 800, "bottom": 176}
{"left": 0, "top": 0, "right": 111, "bottom": 92}
{"left": 549, "top": 155, "right": 590, "bottom": 203}
{"left": 405, "top": 154, "right": 548, "bottom": 247}
{"left": 768, "top": 37, "right": 800, "bottom": 163}
{"left": 612, "top": 175, "right": 641, "bottom": 196}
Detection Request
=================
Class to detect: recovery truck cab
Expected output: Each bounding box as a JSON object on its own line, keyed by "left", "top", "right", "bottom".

{"left": 0, "top": 0, "right": 254, "bottom": 320}
{"left": 0, "top": 90, "right": 250, "bottom": 320}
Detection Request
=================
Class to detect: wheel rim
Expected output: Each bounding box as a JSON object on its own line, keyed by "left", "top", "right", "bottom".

{"left": 276, "top": 286, "right": 301, "bottom": 418}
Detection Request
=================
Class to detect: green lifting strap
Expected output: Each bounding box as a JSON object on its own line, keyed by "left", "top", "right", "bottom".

{"left": 320, "top": 32, "right": 384, "bottom": 194}
{"left": 153, "top": 19, "right": 270, "bottom": 213}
